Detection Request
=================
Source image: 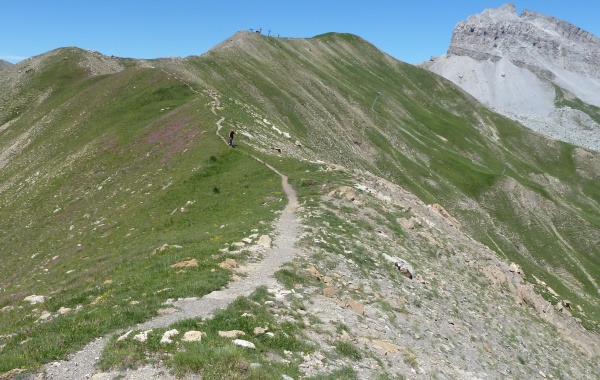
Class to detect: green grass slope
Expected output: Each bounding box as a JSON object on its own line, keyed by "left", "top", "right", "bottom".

{"left": 0, "top": 33, "right": 598, "bottom": 373}
{"left": 0, "top": 48, "right": 285, "bottom": 371}
{"left": 155, "top": 31, "right": 599, "bottom": 326}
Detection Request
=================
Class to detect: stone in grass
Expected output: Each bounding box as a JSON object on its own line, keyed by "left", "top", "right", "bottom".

{"left": 170, "top": 258, "right": 198, "bottom": 268}
{"left": 117, "top": 330, "right": 133, "bottom": 341}
{"left": 182, "top": 331, "right": 204, "bottom": 342}
{"left": 160, "top": 329, "right": 179, "bottom": 344}
{"left": 219, "top": 330, "right": 246, "bottom": 338}
{"left": 253, "top": 327, "right": 268, "bottom": 335}
{"left": 37, "top": 311, "right": 53, "bottom": 322}
{"left": 133, "top": 329, "right": 152, "bottom": 342}
{"left": 23, "top": 295, "right": 45, "bottom": 304}
{"left": 219, "top": 258, "right": 238, "bottom": 270}
{"left": 233, "top": 339, "right": 256, "bottom": 349}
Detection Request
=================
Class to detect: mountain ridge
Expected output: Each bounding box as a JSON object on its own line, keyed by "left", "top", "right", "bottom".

{"left": 0, "top": 59, "right": 13, "bottom": 70}
{"left": 0, "top": 32, "right": 598, "bottom": 378}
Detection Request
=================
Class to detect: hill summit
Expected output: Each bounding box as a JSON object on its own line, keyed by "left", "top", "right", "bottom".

{"left": 425, "top": 3, "right": 600, "bottom": 152}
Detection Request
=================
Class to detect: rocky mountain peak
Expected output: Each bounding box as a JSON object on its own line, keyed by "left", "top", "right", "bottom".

{"left": 426, "top": 3, "right": 600, "bottom": 152}
{"left": 448, "top": 3, "right": 600, "bottom": 82}
{"left": 481, "top": 2, "right": 518, "bottom": 20}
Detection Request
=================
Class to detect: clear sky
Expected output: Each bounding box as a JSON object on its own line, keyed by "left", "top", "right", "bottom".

{"left": 2, "top": 1, "right": 599, "bottom": 65}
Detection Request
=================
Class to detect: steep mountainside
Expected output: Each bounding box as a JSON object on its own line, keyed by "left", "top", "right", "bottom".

{"left": 0, "top": 33, "right": 598, "bottom": 379}
{"left": 424, "top": 3, "right": 600, "bottom": 152}
{"left": 0, "top": 60, "right": 13, "bottom": 70}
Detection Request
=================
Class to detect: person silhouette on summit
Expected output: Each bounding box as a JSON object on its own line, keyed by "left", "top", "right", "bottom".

{"left": 229, "top": 129, "right": 236, "bottom": 147}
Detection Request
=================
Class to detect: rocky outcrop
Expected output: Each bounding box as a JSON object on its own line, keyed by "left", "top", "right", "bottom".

{"left": 426, "top": 3, "right": 600, "bottom": 152}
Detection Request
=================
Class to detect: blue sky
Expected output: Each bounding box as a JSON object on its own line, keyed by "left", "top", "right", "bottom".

{"left": 2, "top": 1, "right": 599, "bottom": 64}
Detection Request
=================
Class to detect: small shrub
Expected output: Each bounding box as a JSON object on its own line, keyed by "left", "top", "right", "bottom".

{"left": 333, "top": 340, "right": 362, "bottom": 360}
{"left": 274, "top": 267, "right": 306, "bottom": 289}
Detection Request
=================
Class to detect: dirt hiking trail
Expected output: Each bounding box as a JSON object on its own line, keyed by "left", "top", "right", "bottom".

{"left": 36, "top": 94, "right": 302, "bottom": 380}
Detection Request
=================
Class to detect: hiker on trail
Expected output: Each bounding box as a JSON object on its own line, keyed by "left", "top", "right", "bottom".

{"left": 229, "top": 129, "right": 236, "bottom": 147}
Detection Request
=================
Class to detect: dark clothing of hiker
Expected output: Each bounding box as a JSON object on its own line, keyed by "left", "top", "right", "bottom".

{"left": 229, "top": 130, "right": 235, "bottom": 146}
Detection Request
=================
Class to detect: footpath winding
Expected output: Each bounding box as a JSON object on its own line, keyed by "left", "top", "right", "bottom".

{"left": 35, "top": 94, "right": 302, "bottom": 380}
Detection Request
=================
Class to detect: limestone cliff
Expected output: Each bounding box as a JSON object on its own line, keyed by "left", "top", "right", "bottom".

{"left": 426, "top": 3, "right": 600, "bottom": 152}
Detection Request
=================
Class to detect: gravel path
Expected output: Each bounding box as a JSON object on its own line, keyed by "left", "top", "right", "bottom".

{"left": 35, "top": 94, "right": 302, "bottom": 380}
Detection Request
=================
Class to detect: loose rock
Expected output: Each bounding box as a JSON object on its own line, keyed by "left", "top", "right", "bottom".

{"left": 182, "top": 331, "right": 204, "bottom": 342}
{"left": 219, "top": 330, "right": 246, "bottom": 338}
{"left": 160, "top": 329, "right": 179, "bottom": 344}
{"left": 233, "top": 339, "right": 256, "bottom": 349}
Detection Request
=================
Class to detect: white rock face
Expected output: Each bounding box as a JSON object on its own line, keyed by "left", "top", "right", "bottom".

{"left": 426, "top": 3, "right": 600, "bottom": 152}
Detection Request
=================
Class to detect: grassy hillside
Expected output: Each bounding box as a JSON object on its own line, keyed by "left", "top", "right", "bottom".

{"left": 157, "top": 32, "right": 599, "bottom": 324}
{"left": 0, "top": 48, "right": 286, "bottom": 370}
{"left": 0, "top": 33, "right": 598, "bottom": 375}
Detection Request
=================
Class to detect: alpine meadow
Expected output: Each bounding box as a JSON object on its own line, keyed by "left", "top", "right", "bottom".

{"left": 0, "top": 30, "right": 598, "bottom": 379}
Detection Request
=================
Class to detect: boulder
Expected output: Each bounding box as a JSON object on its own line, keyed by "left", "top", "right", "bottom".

{"left": 133, "top": 329, "right": 152, "bottom": 342}
{"left": 182, "top": 330, "right": 204, "bottom": 342}
{"left": 308, "top": 266, "right": 323, "bottom": 280}
{"left": 219, "top": 330, "right": 246, "bottom": 338}
{"left": 347, "top": 300, "right": 365, "bottom": 315}
{"left": 382, "top": 254, "right": 414, "bottom": 279}
{"left": 429, "top": 203, "right": 461, "bottom": 228}
{"left": 338, "top": 186, "right": 356, "bottom": 201}
{"left": 37, "top": 311, "right": 52, "bottom": 322}
{"left": 233, "top": 339, "right": 256, "bottom": 349}
{"left": 219, "top": 258, "right": 238, "bottom": 270}
{"left": 160, "top": 329, "right": 179, "bottom": 344}
{"left": 23, "top": 295, "right": 45, "bottom": 304}
{"left": 153, "top": 243, "right": 183, "bottom": 255}
{"left": 253, "top": 327, "right": 268, "bottom": 335}
{"left": 257, "top": 235, "right": 272, "bottom": 248}
{"left": 170, "top": 258, "right": 198, "bottom": 268}
{"left": 509, "top": 262, "right": 524, "bottom": 275}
